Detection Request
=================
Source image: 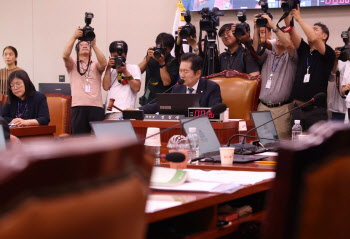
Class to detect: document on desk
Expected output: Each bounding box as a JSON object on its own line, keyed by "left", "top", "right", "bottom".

{"left": 150, "top": 169, "right": 275, "bottom": 193}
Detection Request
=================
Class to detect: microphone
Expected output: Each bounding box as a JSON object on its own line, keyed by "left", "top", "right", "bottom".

{"left": 161, "top": 152, "right": 186, "bottom": 163}
{"left": 142, "top": 103, "right": 227, "bottom": 141}
{"left": 141, "top": 79, "right": 185, "bottom": 108}
{"left": 227, "top": 93, "right": 326, "bottom": 154}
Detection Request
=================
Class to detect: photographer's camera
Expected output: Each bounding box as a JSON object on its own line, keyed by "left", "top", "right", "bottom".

{"left": 79, "top": 12, "right": 95, "bottom": 42}
{"left": 153, "top": 45, "right": 166, "bottom": 59}
{"left": 180, "top": 10, "right": 196, "bottom": 39}
{"left": 235, "top": 10, "right": 250, "bottom": 37}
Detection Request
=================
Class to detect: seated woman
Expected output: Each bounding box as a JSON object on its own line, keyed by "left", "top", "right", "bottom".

{"left": 1, "top": 70, "right": 50, "bottom": 126}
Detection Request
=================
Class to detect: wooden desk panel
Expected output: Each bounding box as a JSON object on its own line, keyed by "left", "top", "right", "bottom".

{"left": 147, "top": 180, "right": 272, "bottom": 238}
{"left": 10, "top": 125, "right": 56, "bottom": 138}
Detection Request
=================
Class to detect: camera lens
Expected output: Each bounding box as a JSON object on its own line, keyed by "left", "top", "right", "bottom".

{"left": 153, "top": 50, "right": 161, "bottom": 59}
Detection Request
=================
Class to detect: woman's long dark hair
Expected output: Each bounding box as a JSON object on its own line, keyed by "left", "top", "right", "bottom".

{"left": 7, "top": 70, "right": 36, "bottom": 104}
{"left": 3, "top": 46, "right": 18, "bottom": 66}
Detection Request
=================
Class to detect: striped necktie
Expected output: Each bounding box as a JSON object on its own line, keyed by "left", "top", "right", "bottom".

{"left": 188, "top": 88, "right": 194, "bottom": 94}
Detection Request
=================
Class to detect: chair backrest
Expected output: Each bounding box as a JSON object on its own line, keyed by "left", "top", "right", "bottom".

{"left": 204, "top": 70, "right": 261, "bottom": 120}
{"left": 0, "top": 135, "right": 153, "bottom": 239}
{"left": 263, "top": 122, "right": 350, "bottom": 239}
{"left": 45, "top": 93, "right": 72, "bottom": 136}
{"left": 1, "top": 94, "right": 7, "bottom": 108}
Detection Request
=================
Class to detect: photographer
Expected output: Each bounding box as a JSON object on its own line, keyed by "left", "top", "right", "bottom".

{"left": 287, "top": 5, "right": 335, "bottom": 131}
{"left": 63, "top": 27, "right": 107, "bottom": 134}
{"left": 103, "top": 41, "right": 141, "bottom": 120}
{"left": 218, "top": 24, "right": 259, "bottom": 76}
{"left": 330, "top": 27, "right": 350, "bottom": 122}
{"left": 175, "top": 26, "right": 200, "bottom": 59}
{"left": 253, "top": 14, "right": 297, "bottom": 139}
{"left": 138, "top": 33, "right": 179, "bottom": 106}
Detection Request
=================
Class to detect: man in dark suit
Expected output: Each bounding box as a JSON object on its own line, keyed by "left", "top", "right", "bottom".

{"left": 140, "top": 53, "right": 222, "bottom": 114}
{"left": 0, "top": 116, "right": 10, "bottom": 140}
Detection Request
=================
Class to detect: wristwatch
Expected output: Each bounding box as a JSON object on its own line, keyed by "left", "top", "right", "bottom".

{"left": 272, "top": 27, "right": 279, "bottom": 33}
{"left": 193, "top": 47, "right": 199, "bottom": 52}
{"left": 159, "top": 64, "right": 166, "bottom": 68}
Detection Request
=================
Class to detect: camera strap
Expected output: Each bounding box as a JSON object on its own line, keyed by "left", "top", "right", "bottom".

{"left": 276, "top": 12, "right": 294, "bottom": 33}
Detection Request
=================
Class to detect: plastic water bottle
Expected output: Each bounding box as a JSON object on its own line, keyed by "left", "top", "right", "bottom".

{"left": 187, "top": 127, "right": 199, "bottom": 161}
{"left": 292, "top": 120, "right": 303, "bottom": 141}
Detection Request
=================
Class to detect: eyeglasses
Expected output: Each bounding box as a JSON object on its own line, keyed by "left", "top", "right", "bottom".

{"left": 9, "top": 82, "right": 23, "bottom": 90}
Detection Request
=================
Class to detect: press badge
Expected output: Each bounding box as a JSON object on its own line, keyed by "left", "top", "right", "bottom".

{"left": 85, "top": 84, "right": 91, "bottom": 93}
{"left": 304, "top": 68, "right": 310, "bottom": 83}
{"left": 266, "top": 80, "right": 272, "bottom": 89}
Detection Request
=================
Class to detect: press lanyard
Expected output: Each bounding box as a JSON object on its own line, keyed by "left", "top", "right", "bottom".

{"left": 80, "top": 62, "right": 91, "bottom": 84}
{"left": 306, "top": 51, "right": 312, "bottom": 72}
{"left": 17, "top": 100, "right": 29, "bottom": 118}
{"left": 110, "top": 69, "right": 118, "bottom": 88}
{"left": 271, "top": 54, "right": 282, "bottom": 73}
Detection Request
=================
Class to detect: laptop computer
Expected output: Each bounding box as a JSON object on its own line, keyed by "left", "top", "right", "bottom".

{"left": 90, "top": 120, "right": 138, "bottom": 141}
{"left": 39, "top": 83, "right": 71, "bottom": 95}
{"left": 0, "top": 126, "right": 7, "bottom": 151}
{"left": 251, "top": 111, "right": 280, "bottom": 150}
{"left": 156, "top": 93, "right": 199, "bottom": 116}
{"left": 180, "top": 117, "right": 267, "bottom": 163}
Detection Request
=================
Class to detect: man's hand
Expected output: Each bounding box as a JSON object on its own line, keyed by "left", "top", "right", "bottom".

{"left": 146, "top": 47, "right": 154, "bottom": 61}
{"left": 177, "top": 26, "right": 183, "bottom": 45}
{"left": 231, "top": 24, "right": 236, "bottom": 35}
{"left": 107, "top": 57, "right": 116, "bottom": 69}
{"left": 116, "top": 62, "right": 128, "bottom": 74}
{"left": 10, "top": 118, "right": 30, "bottom": 127}
{"left": 290, "top": 5, "right": 302, "bottom": 22}
{"left": 73, "top": 28, "right": 83, "bottom": 40}
{"left": 261, "top": 14, "right": 276, "bottom": 30}
{"left": 236, "top": 30, "right": 251, "bottom": 44}
{"left": 154, "top": 54, "right": 166, "bottom": 66}
{"left": 334, "top": 47, "right": 342, "bottom": 60}
{"left": 91, "top": 37, "right": 96, "bottom": 48}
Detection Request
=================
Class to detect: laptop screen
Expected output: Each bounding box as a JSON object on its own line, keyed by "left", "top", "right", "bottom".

{"left": 0, "top": 126, "right": 6, "bottom": 151}
{"left": 180, "top": 117, "right": 221, "bottom": 156}
{"left": 157, "top": 93, "right": 199, "bottom": 116}
{"left": 90, "top": 120, "right": 138, "bottom": 141}
{"left": 251, "top": 111, "right": 279, "bottom": 147}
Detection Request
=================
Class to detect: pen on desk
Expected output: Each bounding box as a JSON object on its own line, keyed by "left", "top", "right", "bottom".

{"left": 190, "top": 156, "right": 205, "bottom": 162}
{"left": 256, "top": 161, "right": 277, "bottom": 165}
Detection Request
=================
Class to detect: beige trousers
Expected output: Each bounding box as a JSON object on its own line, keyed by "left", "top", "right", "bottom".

{"left": 257, "top": 102, "right": 293, "bottom": 139}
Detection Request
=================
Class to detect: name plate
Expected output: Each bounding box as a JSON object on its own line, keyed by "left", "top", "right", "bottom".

{"left": 144, "top": 114, "right": 185, "bottom": 121}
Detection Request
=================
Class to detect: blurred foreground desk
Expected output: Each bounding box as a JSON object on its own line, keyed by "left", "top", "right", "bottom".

{"left": 131, "top": 120, "right": 254, "bottom": 154}
{"left": 10, "top": 125, "right": 56, "bottom": 138}
{"left": 147, "top": 179, "right": 272, "bottom": 238}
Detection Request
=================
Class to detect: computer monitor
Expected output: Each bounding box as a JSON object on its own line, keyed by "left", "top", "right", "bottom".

{"left": 90, "top": 120, "right": 138, "bottom": 141}
{"left": 180, "top": 117, "right": 221, "bottom": 156}
{"left": 251, "top": 111, "right": 279, "bottom": 147}
{"left": 39, "top": 83, "right": 71, "bottom": 95}
{"left": 157, "top": 93, "right": 199, "bottom": 116}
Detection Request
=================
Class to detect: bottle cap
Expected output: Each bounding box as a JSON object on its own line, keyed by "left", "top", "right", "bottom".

{"left": 294, "top": 120, "right": 300, "bottom": 124}
{"left": 189, "top": 127, "right": 197, "bottom": 133}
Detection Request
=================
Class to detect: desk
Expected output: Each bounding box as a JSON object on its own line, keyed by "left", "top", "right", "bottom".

{"left": 131, "top": 120, "right": 255, "bottom": 154}
{"left": 10, "top": 125, "right": 56, "bottom": 138}
{"left": 147, "top": 179, "right": 272, "bottom": 238}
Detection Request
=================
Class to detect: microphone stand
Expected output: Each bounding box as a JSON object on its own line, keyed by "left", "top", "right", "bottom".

{"left": 227, "top": 98, "right": 316, "bottom": 153}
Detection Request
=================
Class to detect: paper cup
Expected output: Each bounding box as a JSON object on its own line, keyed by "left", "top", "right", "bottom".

{"left": 220, "top": 147, "right": 235, "bottom": 165}
{"left": 144, "top": 127, "right": 161, "bottom": 146}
